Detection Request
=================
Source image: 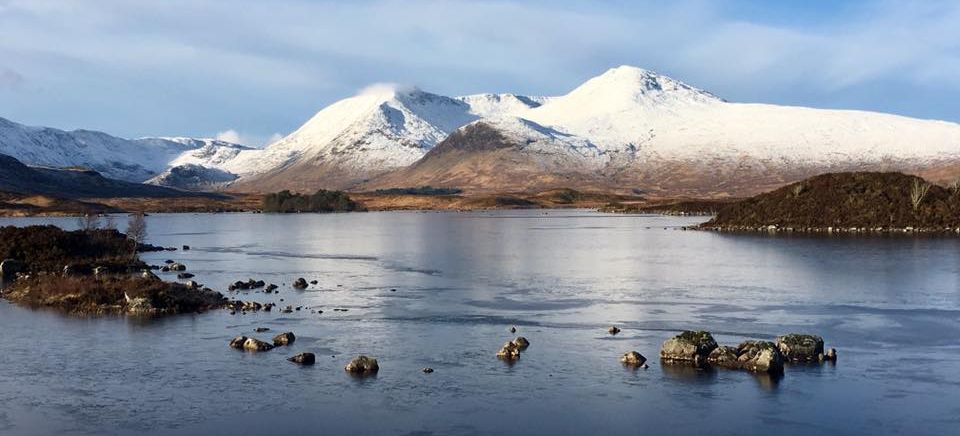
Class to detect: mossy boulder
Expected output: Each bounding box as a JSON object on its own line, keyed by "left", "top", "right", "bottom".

{"left": 737, "top": 341, "right": 784, "bottom": 373}
{"left": 345, "top": 355, "right": 379, "bottom": 374}
{"left": 707, "top": 345, "right": 740, "bottom": 369}
{"left": 776, "top": 334, "right": 824, "bottom": 362}
{"left": 660, "top": 330, "right": 718, "bottom": 364}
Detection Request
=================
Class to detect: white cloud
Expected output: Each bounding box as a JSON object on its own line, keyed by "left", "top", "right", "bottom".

{"left": 215, "top": 129, "right": 283, "bottom": 148}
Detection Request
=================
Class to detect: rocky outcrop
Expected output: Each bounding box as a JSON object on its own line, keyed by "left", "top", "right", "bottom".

{"left": 288, "top": 352, "right": 315, "bottom": 365}
{"left": 621, "top": 351, "right": 647, "bottom": 368}
{"left": 273, "top": 332, "right": 296, "bottom": 346}
{"left": 660, "top": 331, "right": 718, "bottom": 365}
{"left": 345, "top": 355, "right": 379, "bottom": 374}
{"left": 776, "top": 334, "right": 824, "bottom": 362}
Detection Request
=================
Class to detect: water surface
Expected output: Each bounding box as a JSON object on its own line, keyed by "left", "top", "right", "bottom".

{"left": 1, "top": 210, "right": 958, "bottom": 435}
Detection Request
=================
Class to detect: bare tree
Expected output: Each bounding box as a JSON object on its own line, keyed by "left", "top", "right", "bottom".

{"left": 77, "top": 213, "right": 101, "bottom": 232}
{"left": 126, "top": 212, "right": 148, "bottom": 259}
{"left": 950, "top": 178, "right": 960, "bottom": 197}
{"left": 910, "top": 179, "right": 931, "bottom": 211}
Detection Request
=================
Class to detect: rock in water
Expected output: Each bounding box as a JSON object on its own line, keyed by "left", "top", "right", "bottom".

{"left": 288, "top": 352, "right": 316, "bottom": 365}
{"left": 776, "top": 334, "right": 824, "bottom": 362}
{"left": 512, "top": 337, "right": 530, "bottom": 349}
{"left": 660, "top": 331, "right": 718, "bottom": 365}
{"left": 621, "top": 351, "right": 647, "bottom": 367}
{"left": 292, "top": 278, "right": 308, "bottom": 289}
{"left": 255, "top": 327, "right": 270, "bottom": 333}
{"left": 736, "top": 341, "right": 784, "bottom": 374}
{"left": 824, "top": 347, "right": 838, "bottom": 361}
{"left": 609, "top": 326, "right": 621, "bottom": 335}
{"left": 496, "top": 341, "right": 521, "bottom": 360}
{"left": 345, "top": 355, "right": 379, "bottom": 374}
{"left": 509, "top": 326, "right": 517, "bottom": 333}
{"left": 273, "top": 332, "right": 296, "bottom": 346}
{"left": 242, "top": 337, "right": 274, "bottom": 352}
{"left": 707, "top": 346, "right": 740, "bottom": 369}
{"left": 422, "top": 367, "right": 434, "bottom": 373}
{"left": 229, "top": 336, "right": 248, "bottom": 349}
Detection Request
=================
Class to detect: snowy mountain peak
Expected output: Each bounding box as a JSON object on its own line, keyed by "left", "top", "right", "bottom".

{"left": 567, "top": 65, "right": 721, "bottom": 107}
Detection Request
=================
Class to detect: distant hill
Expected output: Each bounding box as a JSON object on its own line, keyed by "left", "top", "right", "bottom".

{"left": 702, "top": 172, "right": 960, "bottom": 231}
{"left": 0, "top": 153, "right": 217, "bottom": 199}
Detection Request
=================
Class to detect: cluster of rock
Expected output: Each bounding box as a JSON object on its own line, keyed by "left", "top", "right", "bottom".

{"left": 228, "top": 279, "right": 266, "bottom": 291}
{"left": 703, "top": 225, "right": 960, "bottom": 234}
{"left": 226, "top": 299, "right": 277, "bottom": 314}
{"left": 660, "top": 331, "right": 836, "bottom": 374}
{"left": 496, "top": 337, "right": 530, "bottom": 361}
{"left": 229, "top": 331, "right": 302, "bottom": 360}
{"left": 160, "top": 260, "right": 187, "bottom": 272}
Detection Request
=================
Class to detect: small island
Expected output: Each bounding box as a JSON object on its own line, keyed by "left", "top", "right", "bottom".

{"left": 0, "top": 223, "right": 226, "bottom": 314}
{"left": 700, "top": 172, "right": 960, "bottom": 233}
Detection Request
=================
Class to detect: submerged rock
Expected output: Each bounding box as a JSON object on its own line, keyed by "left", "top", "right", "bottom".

{"left": 422, "top": 367, "right": 434, "bottom": 373}
{"left": 345, "top": 355, "right": 379, "bottom": 374}
{"left": 660, "top": 331, "right": 718, "bottom": 365}
{"left": 273, "top": 332, "right": 296, "bottom": 346}
{"left": 288, "top": 352, "right": 315, "bottom": 365}
{"left": 177, "top": 272, "right": 195, "bottom": 279}
{"left": 776, "top": 334, "right": 824, "bottom": 362}
{"left": 621, "top": 351, "right": 647, "bottom": 368}
{"left": 292, "top": 278, "right": 308, "bottom": 289}
{"left": 608, "top": 326, "right": 621, "bottom": 335}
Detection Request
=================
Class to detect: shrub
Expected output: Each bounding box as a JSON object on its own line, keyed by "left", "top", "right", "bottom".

{"left": 262, "top": 190, "right": 362, "bottom": 213}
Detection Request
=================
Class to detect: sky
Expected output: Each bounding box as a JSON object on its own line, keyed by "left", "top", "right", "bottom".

{"left": 1, "top": 0, "right": 958, "bottom": 147}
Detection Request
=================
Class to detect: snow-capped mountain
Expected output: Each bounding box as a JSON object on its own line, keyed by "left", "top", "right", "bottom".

{"left": 4, "top": 65, "right": 959, "bottom": 197}
{"left": 0, "top": 116, "right": 248, "bottom": 185}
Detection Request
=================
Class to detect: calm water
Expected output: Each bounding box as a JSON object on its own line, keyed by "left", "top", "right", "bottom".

{"left": 1, "top": 210, "right": 959, "bottom": 436}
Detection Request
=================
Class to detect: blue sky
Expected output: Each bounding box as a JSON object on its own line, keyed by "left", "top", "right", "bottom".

{"left": 1, "top": 0, "right": 958, "bottom": 146}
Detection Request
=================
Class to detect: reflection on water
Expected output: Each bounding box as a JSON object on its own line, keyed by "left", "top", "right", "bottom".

{"left": 0, "top": 210, "right": 958, "bottom": 436}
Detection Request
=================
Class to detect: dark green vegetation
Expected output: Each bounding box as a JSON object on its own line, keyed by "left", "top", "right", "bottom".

{"left": 373, "top": 186, "right": 463, "bottom": 196}
{"left": 0, "top": 225, "right": 140, "bottom": 273}
{"left": 702, "top": 172, "right": 960, "bottom": 232}
{"left": 4, "top": 275, "right": 224, "bottom": 315}
{"left": 262, "top": 190, "right": 363, "bottom": 213}
{"left": 0, "top": 225, "right": 225, "bottom": 314}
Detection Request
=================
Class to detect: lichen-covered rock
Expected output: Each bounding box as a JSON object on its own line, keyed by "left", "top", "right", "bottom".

{"left": 776, "top": 334, "right": 824, "bottom": 362}
{"left": 707, "top": 345, "right": 740, "bottom": 369}
{"left": 496, "top": 341, "right": 521, "bottom": 360}
{"left": 621, "top": 351, "right": 647, "bottom": 367}
{"left": 736, "top": 341, "right": 784, "bottom": 373}
{"left": 512, "top": 337, "right": 530, "bottom": 349}
{"left": 660, "top": 331, "right": 718, "bottom": 364}
{"left": 288, "top": 352, "right": 315, "bottom": 365}
{"left": 345, "top": 355, "right": 379, "bottom": 374}
{"left": 273, "top": 332, "right": 296, "bottom": 346}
